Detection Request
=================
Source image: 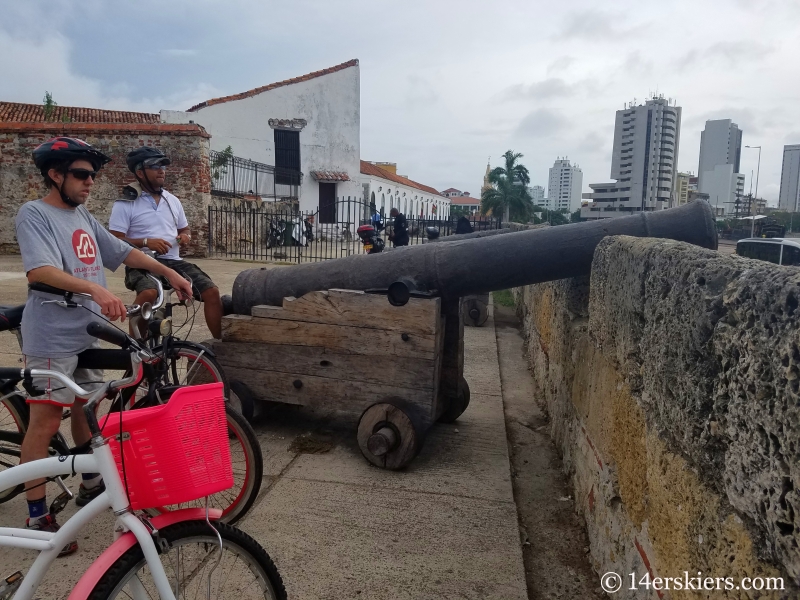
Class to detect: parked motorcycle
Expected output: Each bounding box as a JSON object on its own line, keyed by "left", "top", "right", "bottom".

{"left": 356, "top": 224, "right": 385, "bottom": 254}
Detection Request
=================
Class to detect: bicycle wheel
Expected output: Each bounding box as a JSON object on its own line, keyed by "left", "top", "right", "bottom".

{"left": 145, "top": 405, "right": 262, "bottom": 525}
{"left": 0, "top": 391, "right": 27, "bottom": 503}
{"left": 0, "top": 390, "right": 71, "bottom": 504}
{"left": 87, "top": 520, "right": 286, "bottom": 600}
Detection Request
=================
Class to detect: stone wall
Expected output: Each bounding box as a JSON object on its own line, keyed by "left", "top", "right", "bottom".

{"left": 0, "top": 122, "right": 211, "bottom": 256}
{"left": 516, "top": 236, "right": 799, "bottom": 599}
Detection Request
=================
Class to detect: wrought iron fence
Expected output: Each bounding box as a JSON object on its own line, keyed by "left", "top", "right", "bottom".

{"left": 210, "top": 150, "right": 300, "bottom": 201}
{"left": 207, "top": 197, "right": 502, "bottom": 263}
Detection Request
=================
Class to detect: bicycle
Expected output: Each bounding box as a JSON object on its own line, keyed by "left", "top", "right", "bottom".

{"left": 0, "top": 277, "right": 262, "bottom": 524}
{"left": 0, "top": 321, "right": 285, "bottom": 599}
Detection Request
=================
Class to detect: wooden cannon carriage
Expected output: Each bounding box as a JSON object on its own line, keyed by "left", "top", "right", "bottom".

{"left": 211, "top": 289, "right": 469, "bottom": 470}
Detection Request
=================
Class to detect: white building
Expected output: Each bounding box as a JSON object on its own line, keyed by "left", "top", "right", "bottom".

{"left": 546, "top": 158, "right": 582, "bottom": 212}
{"left": 361, "top": 161, "right": 449, "bottom": 219}
{"left": 441, "top": 188, "right": 479, "bottom": 213}
{"left": 702, "top": 164, "right": 745, "bottom": 217}
{"left": 779, "top": 144, "right": 800, "bottom": 212}
{"left": 582, "top": 96, "right": 681, "bottom": 220}
{"left": 674, "top": 172, "right": 693, "bottom": 206}
{"left": 528, "top": 185, "right": 545, "bottom": 204}
{"left": 161, "top": 59, "right": 448, "bottom": 220}
{"left": 697, "top": 119, "right": 743, "bottom": 216}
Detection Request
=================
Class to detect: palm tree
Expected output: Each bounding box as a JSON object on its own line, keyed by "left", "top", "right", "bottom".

{"left": 481, "top": 150, "right": 533, "bottom": 223}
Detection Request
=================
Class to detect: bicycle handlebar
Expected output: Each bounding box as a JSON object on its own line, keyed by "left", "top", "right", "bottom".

{"left": 86, "top": 321, "right": 133, "bottom": 349}
{"left": 29, "top": 274, "right": 166, "bottom": 315}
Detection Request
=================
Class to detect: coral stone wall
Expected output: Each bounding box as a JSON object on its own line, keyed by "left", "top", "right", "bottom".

{"left": 0, "top": 122, "right": 211, "bottom": 256}
{"left": 516, "top": 235, "right": 799, "bottom": 599}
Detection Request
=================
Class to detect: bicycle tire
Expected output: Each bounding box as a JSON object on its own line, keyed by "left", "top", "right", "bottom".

{"left": 0, "top": 391, "right": 28, "bottom": 503}
{"left": 86, "top": 519, "right": 286, "bottom": 600}
{"left": 0, "top": 391, "right": 71, "bottom": 504}
{"left": 144, "top": 405, "right": 263, "bottom": 524}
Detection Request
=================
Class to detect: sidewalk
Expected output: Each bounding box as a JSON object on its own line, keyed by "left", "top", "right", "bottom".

{"left": 0, "top": 255, "right": 528, "bottom": 599}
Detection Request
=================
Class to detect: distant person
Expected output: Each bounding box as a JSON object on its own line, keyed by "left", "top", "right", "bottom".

{"left": 389, "top": 207, "right": 409, "bottom": 247}
{"left": 455, "top": 216, "right": 474, "bottom": 235}
{"left": 370, "top": 203, "right": 384, "bottom": 231}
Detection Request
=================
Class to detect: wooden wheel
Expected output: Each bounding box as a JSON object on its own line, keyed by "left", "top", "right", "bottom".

{"left": 438, "top": 376, "right": 471, "bottom": 423}
{"left": 462, "top": 295, "right": 489, "bottom": 327}
{"left": 357, "top": 401, "right": 423, "bottom": 470}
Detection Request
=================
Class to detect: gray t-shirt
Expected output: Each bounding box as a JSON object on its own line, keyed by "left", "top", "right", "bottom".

{"left": 15, "top": 200, "right": 133, "bottom": 358}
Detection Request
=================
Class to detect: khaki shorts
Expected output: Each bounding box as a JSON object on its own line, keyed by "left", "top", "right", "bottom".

{"left": 24, "top": 354, "right": 103, "bottom": 407}
{"left": 124, "top": 258, "right": 216, "bottom": 302}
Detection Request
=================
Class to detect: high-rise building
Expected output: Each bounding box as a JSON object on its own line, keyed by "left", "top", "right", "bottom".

{"left": 779, "top": 144, "right": 800, "bottom": 212}
{"left": 674, "top": 172, "right": 693, "bottom": 205}
{"left": 582, "top": 96, "right": 681, "bottom": 220}
{"left": 546, "top": 158, "right": 583, "bottom": 212}
{"left": 697, "top": 119, "right": 744, "bottom": 216}
{"left": 528, "top": 185, "right": 545, "bottom": 203}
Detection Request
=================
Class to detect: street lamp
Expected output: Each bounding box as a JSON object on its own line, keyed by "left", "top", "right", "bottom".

{"left": 745, "top": 145, "right": 762, "bottom": 237}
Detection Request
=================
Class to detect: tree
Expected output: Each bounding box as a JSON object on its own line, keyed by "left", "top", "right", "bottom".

{"left": 570, "top": 209, "right": 583, "bottom": 223}
{"left": 212, "top": 145, "right": 234, "bottom": 181}
{"left": 532, "top": 208, "right": 570, "bottom": 226}
{"left": 42, "top": 91, "right": 57, "bottom": 121}
{"left": 480, "top": 150, "right": 533, "bottom": 223}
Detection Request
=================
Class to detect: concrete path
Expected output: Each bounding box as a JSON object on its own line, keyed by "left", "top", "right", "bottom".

{"left": 0, "top": 256, "right": 527, "bottom": 599}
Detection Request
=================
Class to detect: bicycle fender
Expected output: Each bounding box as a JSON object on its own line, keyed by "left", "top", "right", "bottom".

{"left": 67, "top": 508, "right": 223, "bottom": 600}
{"left": 153, "top": 339, "right": 218, "bottom": 358}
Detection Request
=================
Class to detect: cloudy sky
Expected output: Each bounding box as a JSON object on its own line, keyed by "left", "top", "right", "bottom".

{"left": 2, "top": 0, "right": 798, "bottom": 203}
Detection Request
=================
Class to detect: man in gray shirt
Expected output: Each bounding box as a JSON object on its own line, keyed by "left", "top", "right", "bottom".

{"left": 16, "top": 137, "right": 193, "bottom": 555}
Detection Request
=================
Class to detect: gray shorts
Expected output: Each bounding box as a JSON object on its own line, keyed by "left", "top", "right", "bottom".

{"left": 23, "top": 354, "right": 104, "bottom": 407}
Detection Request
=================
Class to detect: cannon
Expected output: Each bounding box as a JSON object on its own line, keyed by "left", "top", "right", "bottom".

{"left": 426, "top": 226, "right": 522, "bottom": 326}
{"left": 215, "top": 201, "right": 717, "bottom": 469}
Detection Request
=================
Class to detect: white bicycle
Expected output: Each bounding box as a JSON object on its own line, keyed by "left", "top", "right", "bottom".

{"left": 0, "top": 321, "right": 285, "bottom": 600}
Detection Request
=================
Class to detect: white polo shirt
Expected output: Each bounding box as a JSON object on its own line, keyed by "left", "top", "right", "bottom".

{"left": 109, "top": 189, "right": 188, "bottom": 261}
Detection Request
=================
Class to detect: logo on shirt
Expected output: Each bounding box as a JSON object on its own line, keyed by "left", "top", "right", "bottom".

{"left": 72, "top": 229, "right": 97, "bottom": 265}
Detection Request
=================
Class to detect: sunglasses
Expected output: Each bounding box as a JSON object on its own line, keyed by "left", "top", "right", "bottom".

{"left": 67, "top": 168, "right": 98, "bottom": 181}
{"left": 145, "top": 163, "right": 167, "bottom": 171}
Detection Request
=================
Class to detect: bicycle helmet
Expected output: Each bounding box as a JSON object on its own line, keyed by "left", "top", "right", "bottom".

{"left": 32, "top": 137, "right": 111, "bottom": 207}
{"left": 126, "top": 146, "right": 171, "bottom": 195}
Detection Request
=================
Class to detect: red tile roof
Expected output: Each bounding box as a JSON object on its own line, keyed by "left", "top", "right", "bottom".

{"left": 0, "top": 101, "right": 160, "bottom": 124}
{"left": 187, "top": 59, "right": 359, "bottom": 112}
{"left": 360, "top": 161, "right": 443, "bottom": 197}
{"left": 310, "top": 170, "right": 350, "bottom": 182}
{"left": 441, "top": 187, "right": 461, "bottom": 193}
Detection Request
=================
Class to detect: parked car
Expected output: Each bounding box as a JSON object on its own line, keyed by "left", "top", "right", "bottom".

{"left": 736, "top": 238, "right": 800, "bottom": 266}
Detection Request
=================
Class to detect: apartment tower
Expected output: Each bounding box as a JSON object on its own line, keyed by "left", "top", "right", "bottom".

{"left": 779, "top": 145, "right": 800, "bottom": 212}
{"left": 697, "top": 119, "right": 744, "bottom": 216}
{"left": 582, "top": 96, "right": 682, "bottom": 219}
{"left": 546, "top": 158, "right": 583, "bottom": 212}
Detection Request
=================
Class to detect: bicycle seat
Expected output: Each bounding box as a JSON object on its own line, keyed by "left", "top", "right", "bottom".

{"left": 0, "top": 304, "right": 24, "bottom": 331}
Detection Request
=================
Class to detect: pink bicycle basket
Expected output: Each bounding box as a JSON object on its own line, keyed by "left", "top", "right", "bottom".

{"left": 102, "top": 382, "right": 233, "bottom": 511}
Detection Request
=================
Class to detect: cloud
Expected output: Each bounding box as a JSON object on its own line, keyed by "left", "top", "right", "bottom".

{"left": 404, "top": 75, "right": 438, "bottom": 109}
{"left": 576, "top": 131, "right": 606, "bottom": 155}
{"left": 501, "top": 78, "right": 575, "bottom": 101}
{"left": 0, "top": 29, "right": 221, "bottom": 113}
{"left": 555, "top": 9, "right": 644, "bottom": 41}
{"left": 546, "top": 56, "right": 575, "bottom": 76}
{"left": 675, "top": 41, "right": 774, "bottom": 69}
{"left": 516, "top": 109, "right": 568, "bottom": 138}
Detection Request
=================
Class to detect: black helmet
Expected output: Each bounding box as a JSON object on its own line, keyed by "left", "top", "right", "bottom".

{"left": 32, "top": 137, "right": 111, "bottom": 173}
{"left": 126, "top": 147, "right": 170, "bottom": 173}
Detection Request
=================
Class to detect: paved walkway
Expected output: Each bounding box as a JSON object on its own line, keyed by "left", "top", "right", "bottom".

{"left": 0, "top": 255, "right": 527, "bottom": 599}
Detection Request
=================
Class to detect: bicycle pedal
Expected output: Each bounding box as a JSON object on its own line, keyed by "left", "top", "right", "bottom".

{"left": 0, "top": 571, "right": 23, "bottom": 600}
{"left": 49, "top": 491, "right": 71, "bottom": 515}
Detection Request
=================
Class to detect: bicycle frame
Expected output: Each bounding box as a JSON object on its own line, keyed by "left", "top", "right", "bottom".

{"left": 0, "top": 365, "right": 179, "bottom": 600}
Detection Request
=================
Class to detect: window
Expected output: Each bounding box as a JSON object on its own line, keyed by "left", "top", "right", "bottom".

{"left": 737, "top": 241, "right": 782, "bottom": 265}
{"left": 274, "top": 129, "right": 300, "bottom": 184}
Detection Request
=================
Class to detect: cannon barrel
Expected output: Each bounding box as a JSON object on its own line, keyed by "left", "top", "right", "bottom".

{"left": 232, "top": 200, "right": 717, "bottom": 313}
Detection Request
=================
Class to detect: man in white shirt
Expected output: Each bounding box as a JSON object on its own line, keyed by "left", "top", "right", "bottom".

{"left": 109, "top": 147, "right": 223, "bottom": 338}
